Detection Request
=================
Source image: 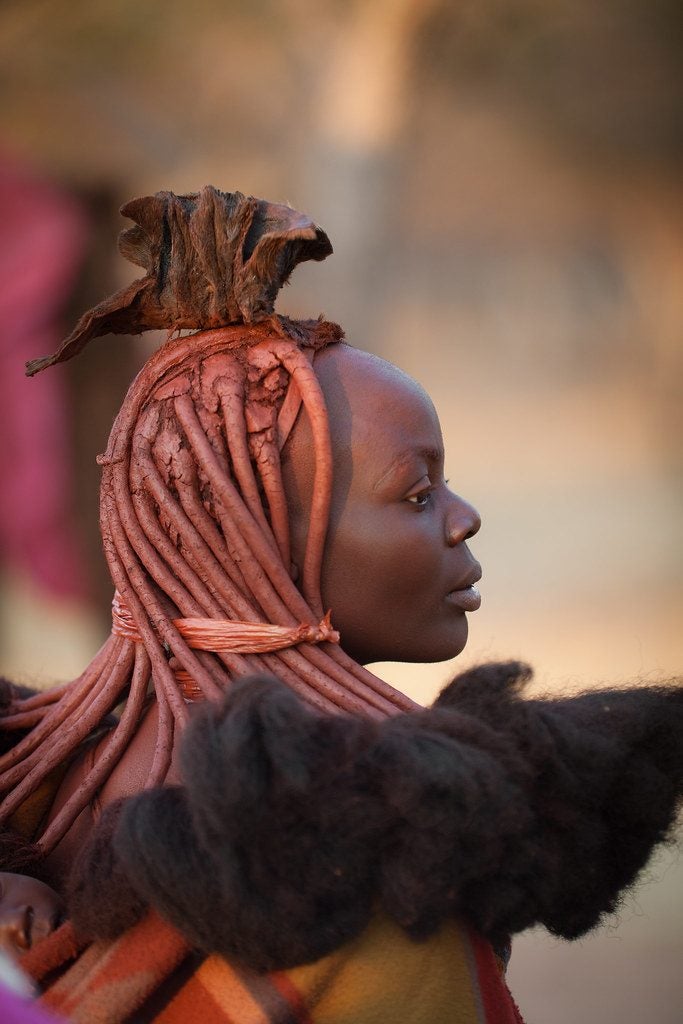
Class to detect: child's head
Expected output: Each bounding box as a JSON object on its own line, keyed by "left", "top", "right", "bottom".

{"left": 0, "top": 873, "right": 62, "bottom": 955}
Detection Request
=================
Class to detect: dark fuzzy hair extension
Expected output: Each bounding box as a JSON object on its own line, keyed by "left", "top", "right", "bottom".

{"left": 0, "top": 677, "right": 37, "bottom": 705}
{"left": 0, "top": 826, "right": 43, "bottom": 876}
{"left": 0, "top": 678, "right": 45, "bottom": 876}
{"left": 68, "top": 664, "right": 682, "bottom": 972}
{"left": 418, "top": 662, "right": 682, "bottom": 940}
{"left": 0, "top": 677, "right": 37, "bottom": 756}
{"left": 67, "top": 799, "right": 148, "bottom": 940}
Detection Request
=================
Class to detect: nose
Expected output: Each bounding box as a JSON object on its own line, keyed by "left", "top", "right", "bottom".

{"left": 0, "top": 905, "right": 31, "bottom": 952}
{"left": 445, "top": 493, "right": 481, "bottom": 546}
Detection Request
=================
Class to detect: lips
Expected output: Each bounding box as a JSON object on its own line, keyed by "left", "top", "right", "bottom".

{"left": 445, "top": 565, "right": 482, "bottom": 612}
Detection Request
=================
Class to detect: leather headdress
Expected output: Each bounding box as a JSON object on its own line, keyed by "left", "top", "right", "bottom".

{"left": 26, "top": 186, "right": 332, "bottom": 376}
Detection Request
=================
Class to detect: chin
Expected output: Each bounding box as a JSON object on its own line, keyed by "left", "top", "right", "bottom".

{"left": 340, "top": 609, "right": 470, "bottom": 665}
{"left": 414, "top": 641, "right": 468, "bottom": 665}
{"left": 362, "top": 624, "right": 469, "bottom": 666}
{"left": 421, "top": 619, "right": 469, "bottom": 664}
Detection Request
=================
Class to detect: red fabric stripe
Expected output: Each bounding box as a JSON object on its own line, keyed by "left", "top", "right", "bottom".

{"left": 469, "top": 930, "right": 525, "bottom": 1024}
{"left": 156, "top": 973, "right": 239, "bottom": 1024}
{"left": 20, "top": 922, "right": 84, "bottom": 982}
{"left": 269, "top": 971, "right": 315, "bottom": 1024}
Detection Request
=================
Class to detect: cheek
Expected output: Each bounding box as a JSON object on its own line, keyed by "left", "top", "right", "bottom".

{"left": 321, "top": 504, "right": 470, "bottom": 663}
{"left": 322, "top": 505, "right": 443, "bottom": 615}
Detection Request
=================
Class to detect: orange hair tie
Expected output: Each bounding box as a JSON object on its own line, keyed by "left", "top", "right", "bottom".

{"left": 111, "top": 592, "right": 339, "bottom": 654}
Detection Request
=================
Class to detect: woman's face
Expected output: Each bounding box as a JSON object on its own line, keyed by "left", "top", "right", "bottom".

{"left": 283, "top": 345, "right": 481, "bottom": 665}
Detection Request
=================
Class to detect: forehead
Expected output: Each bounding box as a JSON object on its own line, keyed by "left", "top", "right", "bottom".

{"left": 0, "top": 871, "right": 50, "bottom": 902}
{"left": 281, "top": 345, "right": 444, "bottom": 526}
{"left": 314, "top": 345, "right": 443, "bottom": 477}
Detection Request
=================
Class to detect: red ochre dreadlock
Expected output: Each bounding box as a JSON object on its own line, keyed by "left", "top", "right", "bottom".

{"left": 0, "top": 187, "right": 416, "bottom": 855}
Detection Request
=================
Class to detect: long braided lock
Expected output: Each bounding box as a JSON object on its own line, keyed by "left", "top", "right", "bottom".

{"left": 0, "top": 188, "right": 416, "bottom": 856}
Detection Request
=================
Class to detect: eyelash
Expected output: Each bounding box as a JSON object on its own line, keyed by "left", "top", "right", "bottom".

{"left": 405, "top": 479, "right": 450, "bottom": 509}
{"left": 406, "top": 490, "right": 432, "bottom": 508}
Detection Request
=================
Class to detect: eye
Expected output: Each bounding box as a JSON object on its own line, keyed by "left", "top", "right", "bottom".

{"left": 405, "top": 488, "right": 433, "bottom": 508}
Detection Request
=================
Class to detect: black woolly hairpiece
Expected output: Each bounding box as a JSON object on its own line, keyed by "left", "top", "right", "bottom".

{"left": 67, "top": 664, "right": 682, "bottom": 973}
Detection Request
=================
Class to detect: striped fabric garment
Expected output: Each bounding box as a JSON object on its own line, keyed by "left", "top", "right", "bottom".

{"left": 21, "top": 910, "right": 524, "bottom": 1024}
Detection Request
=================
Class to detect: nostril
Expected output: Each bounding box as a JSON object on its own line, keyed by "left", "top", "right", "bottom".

{"left": 447, "top": 498, "right": 481, "bottom": 545}
{"left": 0, "top": 906, "right": 32, "bottom": 951}
{"left": 466, "top": 509, "right": 482, "bottom": 540}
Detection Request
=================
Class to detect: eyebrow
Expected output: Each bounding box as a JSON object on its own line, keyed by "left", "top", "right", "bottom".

{"left": 373, "top": 446, "right": 444, "bottom": 492}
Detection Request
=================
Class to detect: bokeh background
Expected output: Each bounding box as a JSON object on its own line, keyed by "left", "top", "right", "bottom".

{"left": 0, "top": 1, "right": 681, "bottom": 1020}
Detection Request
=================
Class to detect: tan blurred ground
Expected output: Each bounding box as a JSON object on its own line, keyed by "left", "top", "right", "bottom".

{"left": 0, "top": 3, "right": 681, "bottom": 1020}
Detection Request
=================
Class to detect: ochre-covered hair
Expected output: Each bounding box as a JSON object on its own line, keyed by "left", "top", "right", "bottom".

{"left": 0, "top": 188, "right": 415, "bottom": 856}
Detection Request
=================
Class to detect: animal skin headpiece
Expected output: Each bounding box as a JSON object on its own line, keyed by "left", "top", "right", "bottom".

{"left": 25, "top": 186, "right": 333, "bottom": 376}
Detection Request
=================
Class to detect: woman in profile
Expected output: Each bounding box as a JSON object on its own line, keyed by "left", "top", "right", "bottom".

{"left": 0, "top": 188, "right": 681, "bottom": 1023}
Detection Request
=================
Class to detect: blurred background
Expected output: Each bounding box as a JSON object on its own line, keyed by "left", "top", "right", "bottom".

{"left": 0, "top": 1, "right": 680, "bottom": 1020}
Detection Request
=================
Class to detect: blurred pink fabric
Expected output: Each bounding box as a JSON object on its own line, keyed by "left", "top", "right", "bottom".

{"left": 0, "top": 984, "right": 66, "bottom": 1024}
{"left": 0, "top": 157, "right": 90, "bottom": 600}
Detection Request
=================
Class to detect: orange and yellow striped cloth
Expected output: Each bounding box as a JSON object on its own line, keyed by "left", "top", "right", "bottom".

{"left": 22, "top": 910, "right": 524, "bottom": 1023}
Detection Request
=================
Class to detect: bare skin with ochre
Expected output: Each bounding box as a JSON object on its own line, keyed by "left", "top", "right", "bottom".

{"left": 44, "top": 344, "right": 482, "bottom": 881}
